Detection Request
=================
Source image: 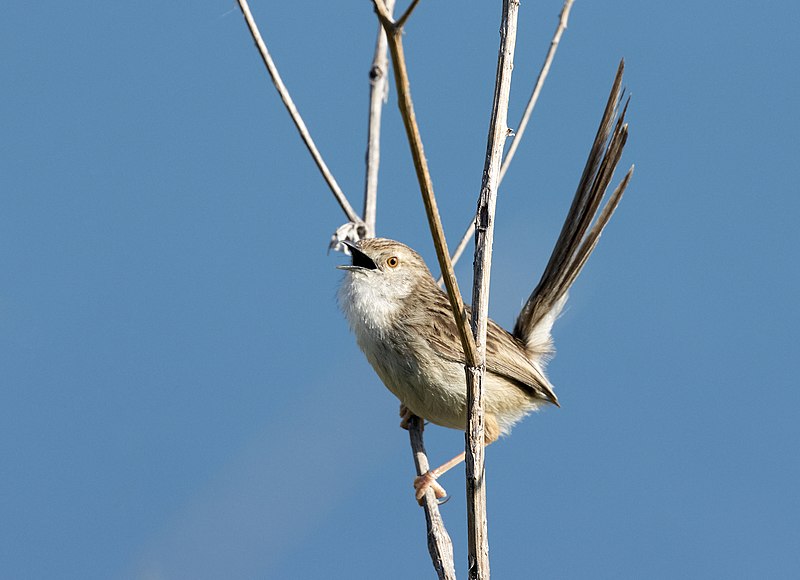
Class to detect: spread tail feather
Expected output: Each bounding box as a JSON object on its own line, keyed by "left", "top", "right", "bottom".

{"left": 514, "top": 59, "right": 634, "bottom": 356}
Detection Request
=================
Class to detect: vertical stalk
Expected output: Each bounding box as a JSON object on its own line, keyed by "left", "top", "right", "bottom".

{"left": 467, "top": 1, "right": 520, "bottom": 578}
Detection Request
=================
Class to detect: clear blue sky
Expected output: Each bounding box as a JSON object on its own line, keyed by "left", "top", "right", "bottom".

{"left": 2, "top": 2, "right": 798, "bottom": 578}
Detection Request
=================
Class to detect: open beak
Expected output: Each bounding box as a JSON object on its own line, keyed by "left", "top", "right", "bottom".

{"left": 337, "top": 240, "right": 378, "bottom": 271}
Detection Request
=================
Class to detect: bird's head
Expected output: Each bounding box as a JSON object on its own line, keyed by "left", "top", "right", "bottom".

{"left": 338, "top": 238, "right": 434, "bottom": 306}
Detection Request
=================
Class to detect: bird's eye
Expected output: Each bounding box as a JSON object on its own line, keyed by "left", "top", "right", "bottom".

{"left": 386, "top": 256, "right": 399, "bottom": 268}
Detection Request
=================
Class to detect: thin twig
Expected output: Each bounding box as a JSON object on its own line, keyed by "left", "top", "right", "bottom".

{"left": 408, "top": 416, "right": 457, "bottom": 580}
{"left": 499, "top": 0, "right": 574, "bottom": 184}
{"left": 363, "top": 8, "right": 454, "bottom": 578}
{"left": 442, "top": 0, "right": 575, "bottom": 282}
{"left": 363, "top": 0, "right": 396, "bottom": 237}
{"left": 466, "top": 1, "right": 520, "bottom": 578}
{"left": 371, "top": 3, "right": 476, "bottom": 577}
{"left": 372, "top": 0, "right": 479, "bottom": 364}
{"left": 236, "top": 0, "right": 363, "bottom": 227}
{"left": 395, "top": 0, "right": 422, "bottom": 29}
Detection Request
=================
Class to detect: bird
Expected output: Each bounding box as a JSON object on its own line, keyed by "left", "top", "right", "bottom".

{"left": 337, "top": 63, "right": 632, "bottom": 503}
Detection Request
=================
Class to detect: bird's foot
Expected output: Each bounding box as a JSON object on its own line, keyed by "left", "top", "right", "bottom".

{"left": 414, "top": 471, "right": 447, "bottom": 505}
{"left": 399, "top": 404, "right": 415, "bottom": 430}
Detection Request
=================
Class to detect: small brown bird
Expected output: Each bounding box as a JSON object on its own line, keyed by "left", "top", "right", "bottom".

{"left": 338, "top": 64, "right": 632, "bottom": 502}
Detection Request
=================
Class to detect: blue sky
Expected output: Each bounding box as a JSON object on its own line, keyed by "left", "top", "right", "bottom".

{"left": 2, "top": 2, "right": 799, "bottom": 578}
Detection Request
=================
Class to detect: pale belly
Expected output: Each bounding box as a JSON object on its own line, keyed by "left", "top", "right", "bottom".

{"left": 341, "top": 273, "right": 542, "bottom": 437}
{"left": 358, "top": 332, "right": 541, "bottom": 436}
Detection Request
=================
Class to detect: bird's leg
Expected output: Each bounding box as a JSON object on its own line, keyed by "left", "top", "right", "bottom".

{"left": 414, "top": 451, "right": 465, "bottom": 503}
{"left": 399, "top": 404, "right": 415, "bottom": 430}
{"left": 414, "top": 417, "right": 500, "bottom": 504}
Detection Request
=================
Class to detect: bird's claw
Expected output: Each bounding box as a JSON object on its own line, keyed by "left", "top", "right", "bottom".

{"left": 399, "top": 404, "right": 414, "bottom": 430}
{"left": 414, "top": 471, "right": 447, "bottom": 505}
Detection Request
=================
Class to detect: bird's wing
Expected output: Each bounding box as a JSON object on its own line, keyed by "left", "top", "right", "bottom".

{"left": 485, "top": 319, "right": 559, "bottom": 405}
{"left": 418, "top": 297, "right": 558, "bottom": 405}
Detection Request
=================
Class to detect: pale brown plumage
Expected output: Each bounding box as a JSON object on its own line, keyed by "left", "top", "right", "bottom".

{"left": 338, "top": 61, "right": 633, "bottom": 500}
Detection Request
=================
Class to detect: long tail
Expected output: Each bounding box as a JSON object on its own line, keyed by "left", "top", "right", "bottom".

{"left": 513, "top": 59, "right": 634, "bottom": 357}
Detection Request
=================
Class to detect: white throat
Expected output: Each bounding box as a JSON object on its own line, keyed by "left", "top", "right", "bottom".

{"left": 339, "top": 270, "right": 406, "bottom": 337}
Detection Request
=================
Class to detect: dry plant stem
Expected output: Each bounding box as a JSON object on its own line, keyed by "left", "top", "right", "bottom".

{"left": 362, "top": 8, "right": 454, "bottom": 577}
{"left": 372, "top": 0, "right": 479, "bottom": 363}
{"left": 363, "top": 0, "right": 396, "bottom": 237}
{"left": 466, "top": 1, "right": 520, "bottom": 578}
{"left": 442, "top": 0, "right": 575, "bottom": 280}
{"left": 408, "top": 416, "right": 457, "bottom": 580}
{"left": 236, "top": 0, "right": 363, "bottom": 227}
{"left": 395, "top": 0, "right": 422, "bottom": 29}
{"left": 372, "top": 3, "right": 473, "bottom": 578}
